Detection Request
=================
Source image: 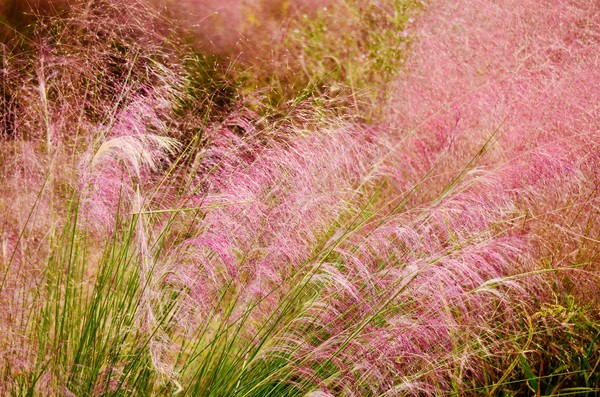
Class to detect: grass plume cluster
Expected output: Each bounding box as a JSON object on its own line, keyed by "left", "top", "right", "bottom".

{"left": 0, "top": 0, "right": 598, "bottom": 395}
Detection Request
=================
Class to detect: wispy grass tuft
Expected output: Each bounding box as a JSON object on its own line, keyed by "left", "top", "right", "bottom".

{"left": 0, "top": 0, "right": 598, "bottom": 395}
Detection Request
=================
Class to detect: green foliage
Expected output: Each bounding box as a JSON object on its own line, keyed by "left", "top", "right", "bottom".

{"left": 472, "top": 297, "right": 600, "bottom": 396}
{"left": 179, "top": 0, "right": 421, "bottom": 123}
{"left": 177, "top": 54, "right": 237, "bottom": 117}
{"left": 517, "top": 297, "right": 600, "bottom": 396}
{"left": 283, "top": 0, "right": 420, "bottom": 119}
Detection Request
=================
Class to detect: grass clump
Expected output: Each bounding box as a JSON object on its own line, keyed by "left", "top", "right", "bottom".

{"left": 1, "top": 0, "right": 599, "bottom": 396}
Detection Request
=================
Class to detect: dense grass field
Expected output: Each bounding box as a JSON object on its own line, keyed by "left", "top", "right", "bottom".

{"left": 0, "top": 0, "right": 598, "bottom": 395}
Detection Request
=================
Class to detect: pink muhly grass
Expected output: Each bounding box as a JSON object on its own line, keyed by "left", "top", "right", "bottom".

{"left": 382, "top": 0, "right": 599, "bottom": 284}
{"left": 171, "top": 0, "right": 333, "bottom": 57}
{"left": 0, "top": 1, "right": 185, "bottom": 389}
{"left": 330, "top": 0, "right": 600, "bottom": 391}
{"left": 1, "top": 0, "right": 598, "bottom": 394}
{"left": 269, "top": 189, "right": 534, "bottom": 394}
{"left": 385, "top": 0, "right": 599, "bottom": 192}
{"left": 78, "top": 93, "right": 181, "bottom": 232}
{"left": 0, "top": 142, "right": 59, "bottom": 383}
{"left": 226, "top": 0, "right": 600, "bottom": 392}
{"left": 167, "top": 123, "right": 384, "bottom": 326}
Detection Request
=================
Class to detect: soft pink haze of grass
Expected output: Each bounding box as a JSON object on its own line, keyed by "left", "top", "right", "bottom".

{"left": 168, "top": 0, "right": 332, "bottom": 56}
{"left": 383, "top": 0, "right": 599, "bottom": 293}
{"left": 0, "top": 0, "right": 598, "bottom": 394}
{"left": 150, "top": 0, "right": 598, "bottom": 391}
{"left": 296, "top": 0, "right": 599, "bottom": 390}
{"left": 170, "top": 124, "right": 385, "bottom": 327}
{"left": 203, "top": 0, "right": 598, "bottom": 392}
